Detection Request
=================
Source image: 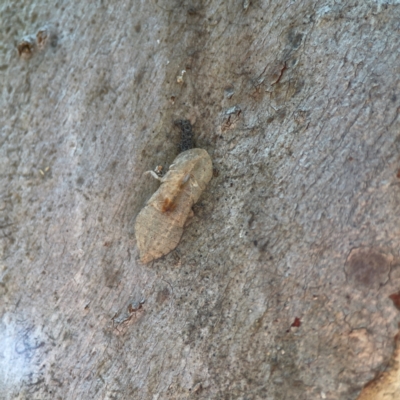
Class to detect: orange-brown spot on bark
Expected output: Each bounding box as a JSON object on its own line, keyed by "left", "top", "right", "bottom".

{"left": 291, "top": 317, "right": 301, "bottom": 327}
{"left": 389, "top": 293, "right": 400, "bottom": 311}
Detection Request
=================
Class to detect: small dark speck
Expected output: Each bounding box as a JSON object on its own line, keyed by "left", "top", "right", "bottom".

{"left": 253, "top": 240, "right": 258, "bottom": 246}
{"left": 109, "top": 160, "right": 118, "bottom": 172}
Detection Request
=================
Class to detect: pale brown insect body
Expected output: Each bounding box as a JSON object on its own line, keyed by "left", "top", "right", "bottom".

{"left": 135, "top": 148, "right": 213, "bottom": 264}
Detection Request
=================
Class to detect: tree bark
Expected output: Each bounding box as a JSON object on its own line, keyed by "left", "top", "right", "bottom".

{"left": 1, "top": 1, "right": 400, "bottom": 399}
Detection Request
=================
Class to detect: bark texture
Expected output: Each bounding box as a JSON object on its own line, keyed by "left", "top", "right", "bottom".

{"left": 1, "top": 1, "right": 400, "bottom": 399}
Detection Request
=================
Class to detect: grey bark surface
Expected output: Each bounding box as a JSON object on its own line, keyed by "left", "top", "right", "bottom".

{"left": 1, "top": 1, "right": 400, "bottom": 399}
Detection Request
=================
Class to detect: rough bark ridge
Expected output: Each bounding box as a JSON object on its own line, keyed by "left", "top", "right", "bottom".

{"left": 1, "top": 1, "right": 400, "bottom": 399}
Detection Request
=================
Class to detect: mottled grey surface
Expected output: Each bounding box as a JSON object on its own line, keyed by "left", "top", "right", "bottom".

{"left": 1, "top": 0, "right": 400, "bottom": 399}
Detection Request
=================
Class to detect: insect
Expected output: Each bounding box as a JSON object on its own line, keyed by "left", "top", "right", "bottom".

{"left": 154, "top": 165, "right": 163, "bottom": 177}
{"left": 17, "top": 36, "right": 36, "bottom": 59}
{"left": 135, "top": 148, "right": 213, "bottom": 264}
{"left": 111, "top": 298, "right": 145, "bottom": 334}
